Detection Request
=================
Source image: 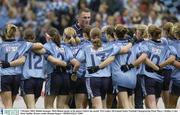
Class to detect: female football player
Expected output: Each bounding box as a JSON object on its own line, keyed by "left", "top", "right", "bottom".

{"left": 169, "top": 23, "right": 180, "bottom": 108}
{"left": 20, "top": 28, "right": 46, "bottom": 108}
{"left": 76, "top": 27, "right": 133, "bottom": 109}
{"left": 140, "top": 25, "right": 176, "bottom": 109}
{"left": 44, "top": 27, "right": 80, "bottom": 109}
{"left": 0, "top": 24, "right": 43, "bottom": 108}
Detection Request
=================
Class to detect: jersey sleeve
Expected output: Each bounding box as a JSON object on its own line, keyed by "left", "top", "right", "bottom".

{"left": 168, "top": 45, "right": 177, "bottom": 57}
{"left": 18, "top": 41, "right": 33, "bottom": 56}
{"left": 76, "top": 49, "right": 85, "bottom": 62}
{"left": 137, "top": 42, "right": 149, "bottom": 55}
{"left": 65, "top": 46, "right": 74, "bottom": 62}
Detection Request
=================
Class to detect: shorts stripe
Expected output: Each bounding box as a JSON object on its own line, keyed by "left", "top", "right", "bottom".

{"left": 0, "top": 76, "right": 1, "bottom": 92}
{"left": 45, "top": 76, "right": 51, "bottom": 95}
{"left": 85, "top": 78, "right": 93, "bottom": 99}
{"left": 169, "top": 80, "right": 173, "bottom": 93}
{"left": 20, "top": 80, "right": 26, "bottom": 96}
{"left": 140, "top": 76, "right": 147, "bottom": 96}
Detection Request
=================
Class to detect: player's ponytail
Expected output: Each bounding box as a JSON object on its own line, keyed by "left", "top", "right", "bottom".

{"left": 3, "top": 24, "right": 17, "bottom": 40}
{"left": 163, "top": 22, "right": 174, "bottom": 39}
{"left": 63, "top": 27, "right": 80, "bottom": 45}
{"left": 47, "top": 27, "right": 61, "bottom": 47}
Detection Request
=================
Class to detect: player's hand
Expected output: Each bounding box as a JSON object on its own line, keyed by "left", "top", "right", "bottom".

{"left": 71, "top": 71, "right": 78, "bottom": 82}
{"left": 0, "top": 61, "right": 10, "bottom": 68}
{"left": 155, "top": 68, "right": 171, "bottom": 76}
{"left": 120, "top": 64, "right": 134, "bottom": 72}
{"left": 145, "top": 65, "right": 155, "bottom": 72}
{"left": 87, "top": 66, "right": 100, "bottom": 74}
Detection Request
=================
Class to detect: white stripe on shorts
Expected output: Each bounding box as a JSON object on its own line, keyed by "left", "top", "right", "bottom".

{"left": 45, "top": 76, "right": 51, "bottom": 95}
{"left": 85, "top": 77, "right": 94, "bottom": 99}
{"left": 0, "top": 76, "right": 1, "bottom": 92}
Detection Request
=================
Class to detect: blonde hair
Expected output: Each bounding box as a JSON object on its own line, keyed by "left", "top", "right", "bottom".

{"left": 172, "top": 22, "right": 180, "bottom": 39}
{"left": 63, "top": 27, "right": 80, "bottom": 44}
{"left": 136, "top": 24, "right": 148, "bottom": 38}
{"left": 3, "top": 24, "right": 17, "bottom": 40}
{"left": 163, "top": 22, "right": 174, "bottom": 38}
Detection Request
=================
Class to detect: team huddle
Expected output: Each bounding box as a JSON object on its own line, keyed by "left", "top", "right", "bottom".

{"left": 0, "top": 10, "right": 180, "bottom": 109}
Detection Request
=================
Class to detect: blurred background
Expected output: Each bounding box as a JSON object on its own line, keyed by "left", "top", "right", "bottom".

{"left": 0, "top": 0, "right": 179, "bottom": 43}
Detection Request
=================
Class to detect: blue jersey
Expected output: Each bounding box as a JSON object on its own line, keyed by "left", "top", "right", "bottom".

{"left": 75, "top": 40, "right": 92, "bottom": 78}
{"left": 171, "top": 40, "right": 180, "bottom": 86}
{"left": 141, "top": 40, "right": 176, "bottom": 82}
{"left": 162, "top": 37, "right": 176, "bottom": 70}
{"left": 0, "top": 40, "right": 32, "bottom": 75}
{"left": 111, "top": 40, "right": 142, "bottom": 89}
{"left": 134, "top": 40, "right": 147, "bottom": 75}
{"left": 44, "top": 41, "right": 74, "bottom": 74}
{"left": 76, "top": 44, "right": 120, "bottom": 78}
{"left": 22, "top": 51, "right": 46, "bottom": 80}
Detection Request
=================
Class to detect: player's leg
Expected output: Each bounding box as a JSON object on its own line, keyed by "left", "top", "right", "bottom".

{"left": 106, "top": 94, "right": 116, "bottom": 108}
{"left": 23, "top": 94, "right": 36, "bottom": 108}
{"left": 91, "top": 96, "right": 103, "bottom": 108}
{"left": 86, "top": 77, "right": 103, "bottom": 109}
{"left": 44, "top": 73, "right": 59, "bottom": 108}
{"left": 144, "top": 77, "right": 162, "bottom": 109}
{"left": 56, "top": 95, "right": 69, "bottom": 108}
{"left": 75, "top": 93, "right": 88, "bottom": 108}
{"left": 34, "top": 78, "right": 44, "bottom": 103}
{"left": 161, "top": 71, "right": 171, "bottom": 108}
{"left": 106, "top": 77, "right": 116, "bottom": 108}
{"left": 56, "top": 72, "right": 70, "bottom": 108}
{"left": 0, "top": 91, "right": 13, "bottom": 108}
{"left": 0, "top": 75, "right": 19, "bottom": 108}
{"left": 128, "top": 92, "right": 134, "bottom": 109}
{"left": 169, "top": 82, "right": 180, "bottom": 108}
{"left": 21, "top": 78, "right": 36, "bottom": 108}
{"left": 116, "top": 86, "right": 131, "bottom": 109}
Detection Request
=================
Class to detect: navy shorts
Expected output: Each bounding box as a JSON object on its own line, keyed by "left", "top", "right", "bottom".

{"left": 162, "top": 70, "right": 172, "bottom": 91}
{"left": 107, "top": 77, "right": 114, "bottom": 95}
{"left": 142, "top": 76, "right": 162, "bottom": 98}
{"left": 85, "top": 77, "right": 111, "bottom": 100}
{"left": 20, "top": 78, "right": 44, "bottom": 98}
{"left": 169, "top": 81, "right": 180, "bottom": 96}
{"left": 70, "top": 77, "right": 87, "bottom": 94}
{"left": 116, "top": 86, "right": 133, "bottom": 96}
{"left": 45, "top": 72, "right": 70, "bottom": 95}
{"left": 0, "top": 75, "right": 21, "bottom": 95}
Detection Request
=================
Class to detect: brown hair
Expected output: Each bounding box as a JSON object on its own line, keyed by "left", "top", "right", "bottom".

{"left": 90, "top": 27, "right": 102, "bottom": 39}
{"left": 148, "top": 25, "right": 162, "bottom": 39}
{"left": 47, "top": 27, "right": 61, "bottom": 46}
{"left": 105, "top": 25, "right": 115, "bottom": 38}
{"left": 115, "top": 24, "right": 128, "bottom": 38}
{"left": 23, "top": 28, "right": 36, "bottom": 42}
{"left": 82, "top": 25, "right": 92, "bottom": 39}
